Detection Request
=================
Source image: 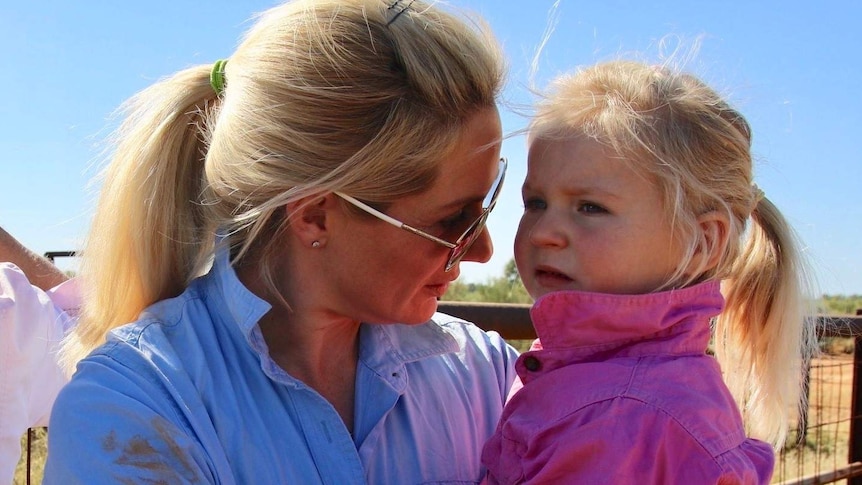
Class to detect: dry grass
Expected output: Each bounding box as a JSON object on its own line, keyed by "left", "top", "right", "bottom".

{"left": 14, "top": 428, "right": 46, "bottom": 485}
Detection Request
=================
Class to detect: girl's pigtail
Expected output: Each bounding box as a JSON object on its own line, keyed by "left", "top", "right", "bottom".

{"left": 716, "top": 195, "right": 817, "bottom": 447}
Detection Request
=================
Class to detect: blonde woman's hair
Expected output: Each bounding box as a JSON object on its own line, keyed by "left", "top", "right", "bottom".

{"left": 529, "top": 60, "right": 816, "bottom": 448}
{"left": 61, "top": 0, "right": 504, "bottom": 372}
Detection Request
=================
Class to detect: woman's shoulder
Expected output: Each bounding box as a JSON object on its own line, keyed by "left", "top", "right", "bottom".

{"left": 363, "top": 312, "right": 518, "bottom": 377}
{"left": 103, "top": 278, "right": 219, "bottom": 348}
{"left": 94, "top": 303, "right": 194, "bottom": 357}
{"left": 53, "top": 287, "right": 224, "bottom": 431}
{"left": 427, "top": 312, "right": 519, "bottom": 383}
{"left": 430, "top": 311, "right": 517, "bottom": 357}
{"left": 431, "top": 310, "right": 507, "bottom": 340}
{"left": 70, "top": 284, "right": 220, "bottom": 393}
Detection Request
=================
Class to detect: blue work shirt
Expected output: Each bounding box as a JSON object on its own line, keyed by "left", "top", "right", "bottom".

{"left": 44, "top": 248, "right": 518, "bottom": 484}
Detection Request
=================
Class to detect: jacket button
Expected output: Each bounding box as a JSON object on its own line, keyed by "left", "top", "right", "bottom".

{"left": 523, "top": 356, "right": 541, "bottom": 372}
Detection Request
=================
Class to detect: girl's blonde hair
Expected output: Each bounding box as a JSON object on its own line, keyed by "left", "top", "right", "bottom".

{"left": 529, "top": 60, "right": 816, "bottom": 448}
{"left": 62, "top": 0, "right": 504, "bottom": 372}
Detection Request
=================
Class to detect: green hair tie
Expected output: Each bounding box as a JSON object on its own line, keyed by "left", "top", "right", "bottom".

{"left": 210, "top": 59, "right": 228, "bottom": 95}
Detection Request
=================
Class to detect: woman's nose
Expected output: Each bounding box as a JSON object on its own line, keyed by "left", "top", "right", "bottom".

{"left": 463, "top": 226, "right": 494, "bottom": 264}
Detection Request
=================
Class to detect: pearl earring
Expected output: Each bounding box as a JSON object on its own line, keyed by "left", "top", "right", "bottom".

{"left": 312, "top": 241, "right": 321, "bottom": 248}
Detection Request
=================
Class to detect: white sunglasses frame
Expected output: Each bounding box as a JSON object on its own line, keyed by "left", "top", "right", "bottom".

{"left": 334, "top": 157, "right": 507, "bottom": 271}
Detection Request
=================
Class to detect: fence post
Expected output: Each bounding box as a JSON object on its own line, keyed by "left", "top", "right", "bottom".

{"left": 798, "top": 357, "right": 811, "bottom": 445}
{"left": 850, "top": 309, "right": 862, "bottom": 485}
{"left": 26, "top": 428, "right": 33, "bottom": 485}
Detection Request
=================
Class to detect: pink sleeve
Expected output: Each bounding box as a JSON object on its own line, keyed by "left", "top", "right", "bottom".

{"left": 0, "top": 263, "right": 77, "bottom": 482}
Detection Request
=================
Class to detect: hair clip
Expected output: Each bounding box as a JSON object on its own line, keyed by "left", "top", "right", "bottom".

{"left": 210, "top": 59, "right": 229, "bottom": 95}
{"left": 387, "top": 0, "right": 416, "bottom": 26}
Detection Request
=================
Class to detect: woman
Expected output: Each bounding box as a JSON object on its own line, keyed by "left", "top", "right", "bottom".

{"left": 45, "top": 0, "right": 517, "bottom": 483}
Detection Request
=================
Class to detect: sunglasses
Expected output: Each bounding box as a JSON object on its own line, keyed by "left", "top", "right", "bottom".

{"left": 335, "top": 157, "right": 507, "bottom": 272}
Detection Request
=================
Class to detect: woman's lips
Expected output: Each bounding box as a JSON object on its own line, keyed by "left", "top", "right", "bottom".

{"left": 427, "top": 282, "right": 451, "bottom": 298}
{"left": 429, "top": 270, "right": 459, "bottom": 298}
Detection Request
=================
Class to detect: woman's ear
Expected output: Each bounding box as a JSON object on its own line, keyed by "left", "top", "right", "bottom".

{"left": 285, "top": 194, "right": 335, "bottom": 248}
{"left": 684, "top": 210, "right": 731, "bottom": 276}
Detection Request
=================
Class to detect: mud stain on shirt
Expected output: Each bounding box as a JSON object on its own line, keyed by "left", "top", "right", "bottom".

{"left": 99, "top": 416, "right": 204, "bottom": 483}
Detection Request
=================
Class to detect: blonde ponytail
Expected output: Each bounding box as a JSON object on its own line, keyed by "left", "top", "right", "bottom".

{"left": 61, "top": 66, "right": 218, "bottom": 372}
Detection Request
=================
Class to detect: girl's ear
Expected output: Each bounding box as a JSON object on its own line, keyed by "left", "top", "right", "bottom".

{"left": 684, "top": 210, "right": 731, "bottom": 277}
{"left": 284, "top": 194, "right": 337, "bottom": 248}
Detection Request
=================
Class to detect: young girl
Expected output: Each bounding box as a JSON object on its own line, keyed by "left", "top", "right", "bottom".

{"left": 481, "top": 61, "right": 816, "bottom": 484}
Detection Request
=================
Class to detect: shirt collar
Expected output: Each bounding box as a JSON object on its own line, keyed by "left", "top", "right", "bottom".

{"left": 362, "top": 315, "right": 461, "bottom": 363}
{"left": 204, "top": 242, "right": 460, "bottom": 389}
{"left": 207, "top": 242, "right": 272, "bottom": 338}
{"left": 357, "top": 314, "right": 461, "bottom": 392}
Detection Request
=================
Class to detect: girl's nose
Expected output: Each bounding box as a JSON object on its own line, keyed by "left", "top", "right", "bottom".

{"left": 528, "top": 213, "right": 566, "bottom": 248}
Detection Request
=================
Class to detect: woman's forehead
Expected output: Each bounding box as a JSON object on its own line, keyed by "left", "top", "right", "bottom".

{"left": 388, "top": 107, "right": 501, "bottom": 212}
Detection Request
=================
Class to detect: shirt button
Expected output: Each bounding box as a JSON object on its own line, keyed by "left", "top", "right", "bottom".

{"left": 523, "top": 356, "right": 541, "bottom": 372}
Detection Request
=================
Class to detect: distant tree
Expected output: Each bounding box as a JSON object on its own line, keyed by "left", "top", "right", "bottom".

{"left": 442, "top": 281, "right": 482, "bottom": 302}
{"left": 819, "top": 294, "right": 862, "bottom": 315}
{"left": 503, "top": 259, "right": 521, "bottom": 286}
{"left": 442, "top": 258, "right": 532, "bottom": 304}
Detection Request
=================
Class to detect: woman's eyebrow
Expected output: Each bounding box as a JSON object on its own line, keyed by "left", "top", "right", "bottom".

{"left": 424, "top": 193, "right": 487, "bottom": 220}
{"left": 439, "top": 194, "right": 484, "bottom": 210}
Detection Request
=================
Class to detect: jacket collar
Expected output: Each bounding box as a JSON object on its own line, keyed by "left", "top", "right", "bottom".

{"left": 529, "top": 280, "right": 724, "bottom": 358}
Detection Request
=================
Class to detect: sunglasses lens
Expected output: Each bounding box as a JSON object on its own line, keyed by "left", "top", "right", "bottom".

{"left": 443, "top": 158, "right": 506, "bottom": 272}
{"left": 445, "top": 212, "right": 489, "bottom": 271}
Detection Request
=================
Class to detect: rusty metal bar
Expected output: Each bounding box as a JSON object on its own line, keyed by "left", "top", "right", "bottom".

{"left": 43, "top": 250, "right": 76, "bottom": 262}
{"left": 819, "top": 313, "right": 862, "bottom": 338}
{"left": 778, "top": 461, "right": 862, "bottom": 485}
{"left": 439, "top": 301, "right": 862, "bottom": 342}
{"left": 437, "top": 301, "right": 536, "bottom": 340}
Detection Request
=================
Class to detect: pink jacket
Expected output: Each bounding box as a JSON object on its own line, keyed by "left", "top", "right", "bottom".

{"left": 482, "top": 281, "right": 774, "bottom": 484}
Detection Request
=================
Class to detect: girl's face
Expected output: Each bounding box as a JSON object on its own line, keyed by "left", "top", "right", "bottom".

{"left": 515, "top": 135, "right": 685, "bottom": 299}
{"left": 324, "top": 106, "right": 503, "bottom": 324}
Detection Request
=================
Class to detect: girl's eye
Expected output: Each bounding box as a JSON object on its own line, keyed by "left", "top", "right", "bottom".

{"left": 523, "top": 197, "right": 546, "bottom": 211}
{"left": 578, "top": 202, "right": 607, "bottom": 214}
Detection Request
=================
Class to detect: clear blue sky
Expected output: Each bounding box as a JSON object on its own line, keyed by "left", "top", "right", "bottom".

{"left": 1, "top": 1, "right": 860, "bottom": 295}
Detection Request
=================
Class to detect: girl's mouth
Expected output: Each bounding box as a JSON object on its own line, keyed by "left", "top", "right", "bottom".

{"left": 535, "top": 267, "right": 573, "bottom": 284}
